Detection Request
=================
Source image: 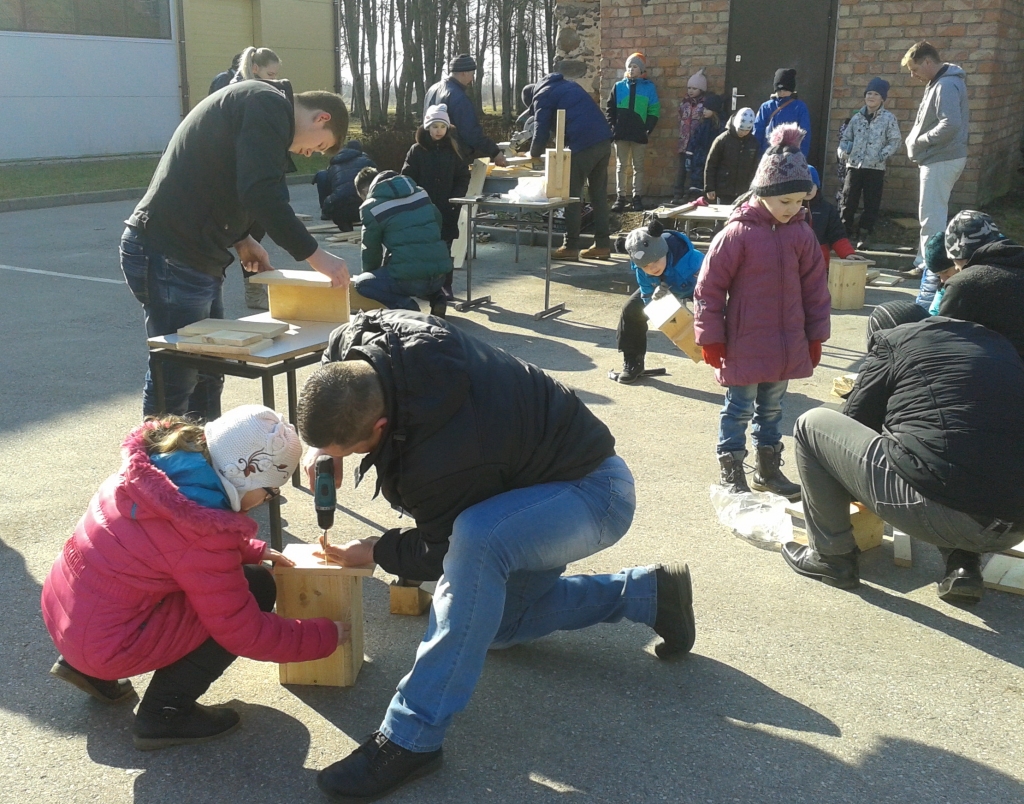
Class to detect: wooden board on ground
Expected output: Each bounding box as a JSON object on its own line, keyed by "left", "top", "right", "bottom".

{"left": 869, "top": 274, "right": 904, "bottom": 287}
{"left": 276, "top": 543, "right": 374, "bottom": 687}
{"left": 249, "top": 269, "right": 350, "bottom": 322}
{"left": 172, "top": 338, "right": 273, "bottom": 358}
{"left": 390, "top": 582, "right": 432, "bottom": 615}
{"left": 326, "top": 231, "right": 361, "bottom": 244}
{"left": 983, "top": 552, "right": 1024, "bottom": 596}
{"left": 295, "top": 213, "right": 313, "bottom": 221}
{"left": 178, "top": 318, "right": 289, "bottom": 338}
{"left": 787, "top": 500, "right": 884, "bottom": 552}
{"left": 306, "top": 223, "right": 341, "bottom": 233}
{"left": 452, "top": 158, "right": 490, "bottom": 269}
{"left": 644, "top": 293, "right": 703, "bottom": 363}
{"left": 892, "top": 217, "right": 921, "bottom": 229}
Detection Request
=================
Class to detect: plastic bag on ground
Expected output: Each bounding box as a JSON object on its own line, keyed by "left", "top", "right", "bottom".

{"left": 709, "top": 485, "right": 793, "bottom": 551}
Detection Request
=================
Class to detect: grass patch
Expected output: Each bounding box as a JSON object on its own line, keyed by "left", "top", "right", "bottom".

{"left": 0, "top": 157, "right": 160, "bottom": 201}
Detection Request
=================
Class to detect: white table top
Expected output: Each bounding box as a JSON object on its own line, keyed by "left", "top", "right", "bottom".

{"left": 147, "top": 313, "right": 339, "bottom": 365}
{"left": 657, "top": 204, "right": 735, "bottom": 221}
{"left": 450, "top": 196, "right": 581, "bottom": 210}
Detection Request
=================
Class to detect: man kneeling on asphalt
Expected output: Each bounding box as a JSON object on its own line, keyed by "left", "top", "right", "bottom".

{"left": 782, "top": 310, "right": 1024, "bottom": 603}
{"left": 297, "top": 310, "right": 696, "bottom": 800}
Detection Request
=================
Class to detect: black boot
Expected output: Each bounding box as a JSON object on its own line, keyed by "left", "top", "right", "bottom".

{"left": 751, "top": 443, "right": 801, "bottom": 501}
{"left": 50, "top": 657, "right": 135, "bottom": 704}
{"left": 429, "top": 295, "right": 447, "bottom": 319}
{"left": 133, "top": 701, "right": 240, "bottom": 751}
{"left": 616, "top": 354, "right": 645, "bottom": 384}
{"left": 718, "top": 451, "right": 751, "bottom": 494}
{"left": 317, "top": 731, "right": 443, "bottom": 800}
{"left": 611, "top": 195, "right": 628, "bottom": 213}
{"left": 937, "top": 549, "right": 984, "bottom": 603}
{"left": 631, "top": 195, "right": 644, "bottom": 211}
{"left": 782, "top": 543, "right": 860, "bottom": 589}
{"left": 652, "top": 563, "right": 696, "bottom": 659}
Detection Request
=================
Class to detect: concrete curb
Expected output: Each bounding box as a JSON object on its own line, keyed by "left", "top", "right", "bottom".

{"left": 0, "top": 174, "right": 316, "bottom": 214}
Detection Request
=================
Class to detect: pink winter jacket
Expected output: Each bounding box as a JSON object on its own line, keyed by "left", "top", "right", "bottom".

{"left": 694, "top": 201, "right": 831, "bottom": 387}
{"left": 41, "top": 426, "right": 338, "bottom": 680}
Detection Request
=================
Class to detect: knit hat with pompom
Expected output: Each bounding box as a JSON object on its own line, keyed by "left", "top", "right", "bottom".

{"left": 624, "top": 218, "right": 668, "bottom": 268}
{"left": 750, "top": 124, "right": 813, "bottom": 197}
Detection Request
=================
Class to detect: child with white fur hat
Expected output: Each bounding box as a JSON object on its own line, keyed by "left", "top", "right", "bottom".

{"left": 41, "top": 406, "right": 345, "bottom": 751}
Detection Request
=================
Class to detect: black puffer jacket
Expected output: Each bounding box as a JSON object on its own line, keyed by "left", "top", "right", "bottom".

{"left": 704, "top": 119, "right": 760, "bottom": 201}
{"left": 321, "top": 143, "right": 376, "bottom": 223}
{"left": 401, "top": 130, "right": 471, "bottom": 243}
{"left": 939, "top": 239, "right": 1024, "bottom": 358}
{"left": 843, "top": 317, "right": 1024, "bottom": 521}
{"left": 323, "top": 311, "right": 617, "bottom": 580}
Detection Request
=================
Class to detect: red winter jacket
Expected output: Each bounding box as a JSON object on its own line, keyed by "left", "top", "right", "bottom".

{"left": 694, "top": 201, "right": 831, "bottom": 387}
{"left": 40, "top": 426, "right": 338, "bottom": 680}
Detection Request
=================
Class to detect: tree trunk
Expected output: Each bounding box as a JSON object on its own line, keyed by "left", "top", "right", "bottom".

{"left": 340, "top": 0, "right": 367, "bottom": 126}
{"left": 362, "top": 0, "right": 383, "bottom": 128}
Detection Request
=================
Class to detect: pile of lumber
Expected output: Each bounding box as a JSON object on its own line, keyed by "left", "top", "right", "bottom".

{"left": 172, "top": 318, "right": 289, "bottom": 357}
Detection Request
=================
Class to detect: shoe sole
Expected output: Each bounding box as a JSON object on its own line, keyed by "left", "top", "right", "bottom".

{"left": 316, "top": 756, "right": 443, "bottom": 801}
{"left": 50, "top": 661, "right": 136, "bottom": 705}
{"left": 132, "top": 718, "right": 241, "bottom": 751}
{"left": 782, "top": 549, "right": 860, "bottom": 590}
{"left": 937, "top": 581, "right": 984, "bottom": 604}
{"left": 749, "top": 479, "right": 802, "bottom": 502}
{"left": 655, "top": 564, "right": 696, "bottom": 659}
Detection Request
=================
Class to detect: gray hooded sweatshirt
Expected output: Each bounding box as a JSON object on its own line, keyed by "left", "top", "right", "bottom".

{"left": 906, "top": 64, "right": 969, "bottom": 165}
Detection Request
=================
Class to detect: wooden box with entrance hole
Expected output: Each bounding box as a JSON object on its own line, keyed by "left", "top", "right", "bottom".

{"left": 249, "top": 269, "right": 385, "bottom": 322}
{"left": 828, "top": 258, "right": 876, "bottom": 311}
{"left": 274, "top": 543, "right": 374, "bottom": 687}
{"left": 643, "top": 293, "right": 703, "bottom": 363}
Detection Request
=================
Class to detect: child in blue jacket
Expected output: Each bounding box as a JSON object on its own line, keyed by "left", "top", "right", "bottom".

{"left": 607, "top": 52, "right": 660, "bottom": 212}
{"left": 613, "top": 219, "right": 704, "bottom": 383}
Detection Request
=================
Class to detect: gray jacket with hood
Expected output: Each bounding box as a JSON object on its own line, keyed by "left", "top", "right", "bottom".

{"left": 906, "top": 64, "right": 969, "bottom": 165}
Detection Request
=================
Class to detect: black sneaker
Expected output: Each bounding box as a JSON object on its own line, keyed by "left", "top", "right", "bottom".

{"left": 429, "top": 297, "right": 447, "bottom": 319}
{"left": 50, "top": 657, "right": 136, "bottom": 704}
{"left": 616, "top": 355, "right": 645, "bottom": 384}
{"left": 652, "top": 563, "right": 696, "bottom": 659}
{"left": 782, "top": 543, "right": 860, "bottom": 590}
{"left": 317, "top": 731, "right": 443, "bottom": 801}
{"left": 611, "top": 195, "right": 628, "bottom": 213}
{"left": 132, "top": 702, "right": 241, "bottom": 750}
{"left": 631, "top": 195, "right": 645, "bottom": 211}
{"left": 937, "top": 549, "right": 984, "bottom": 603}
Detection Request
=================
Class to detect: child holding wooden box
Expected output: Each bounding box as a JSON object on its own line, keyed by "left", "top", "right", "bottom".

{"left": 41, "top": 406, "right": 345, "bottom": 750}
{"left": 694, "top": 125, "right": 830, "bottom": 500}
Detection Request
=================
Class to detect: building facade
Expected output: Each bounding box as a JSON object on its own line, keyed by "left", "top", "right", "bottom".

{"left": 0, "top": 0, "right": 337, "bottom": 163}
{"left": 554, "top": 0, "right": 1024, "bottom": 212}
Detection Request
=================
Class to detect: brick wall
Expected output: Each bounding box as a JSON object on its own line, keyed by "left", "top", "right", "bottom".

{"left": 557, "top": 0, "right": 1024, "bottom": 211}
{"left": 826, "top": 0, "right": 1024, "bottom": 213}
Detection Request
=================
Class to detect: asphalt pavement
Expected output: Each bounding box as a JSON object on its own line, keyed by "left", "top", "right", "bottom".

{"left": 1, "top": 185, "right": 1022, "bottom": 804}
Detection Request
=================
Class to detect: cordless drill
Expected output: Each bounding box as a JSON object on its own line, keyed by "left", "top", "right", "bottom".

{"left": 314, "top": 455, "right": 336, "bottom": 558}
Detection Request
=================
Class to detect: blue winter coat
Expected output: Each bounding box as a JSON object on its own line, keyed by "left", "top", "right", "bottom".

{"left": 423, "top": 77, "right": 500, "bottom": 162}
{"left": 529, "top": 73, "right": 612, "bottom": 158}
{"left": 686, "top": 118, "right": 725, "bottom": 193}
{"left": 317, "top": 144, "right": 376, "bottom": 223}
{"left": 633, "top": 231, "right": 704, "bottom": 302}
{"left": 753, "top": 96, "right": 812, "bottom": 157}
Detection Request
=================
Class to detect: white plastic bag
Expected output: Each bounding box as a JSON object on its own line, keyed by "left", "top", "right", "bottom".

{"left": 507, "top": 176, "right": 547, "bottom": 203}
{"left": 708, "top": 485, "right": 793, "bottom": 550}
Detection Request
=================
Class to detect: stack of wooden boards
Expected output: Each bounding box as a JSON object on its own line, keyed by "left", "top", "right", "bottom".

{"left": 173, "top": 318, "right": 289, "bottom": 357}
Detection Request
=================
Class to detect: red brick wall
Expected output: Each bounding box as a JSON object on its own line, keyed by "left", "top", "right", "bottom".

{"left": 587, "top": 0, "right": 1024, "bottom": 211}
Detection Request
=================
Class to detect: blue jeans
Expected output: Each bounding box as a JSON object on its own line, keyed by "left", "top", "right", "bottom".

{"left": 352, "top": 268, "right": 444, "bottom": 311}
{"left": 380, "top": 455, "right": 655, "bottom": 752}
{"left": 119, "top": 227, "right": 225, "bottom": 420}
{"left": 717, "top": 381, "right": 788, "bottom": 455}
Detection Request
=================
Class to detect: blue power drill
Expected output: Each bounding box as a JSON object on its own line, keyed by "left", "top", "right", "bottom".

{"left": 314, "top": 455, "right": 336, "bottom": 554}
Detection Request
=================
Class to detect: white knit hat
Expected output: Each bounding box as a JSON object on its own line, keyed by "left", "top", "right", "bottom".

{"left": 734, "top": 107, "right": 755, "bottom": 131}
{"left": 205, "top": 405, "right": 302, "bottom": 511}
{"left": 423, "top": 103, "right": 451, "bottom": 128}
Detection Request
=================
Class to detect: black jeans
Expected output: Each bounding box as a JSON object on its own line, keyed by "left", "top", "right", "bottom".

{"left": 617, "top": 289, "right": 649, "bottom": 358}
{"left": 840, "top": 168, "right": 885, "bottom": 235}
{"left": 139, "top": 565, "right": 276, "bottom": 712}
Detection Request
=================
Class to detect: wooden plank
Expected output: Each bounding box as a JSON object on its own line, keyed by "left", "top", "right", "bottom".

{"left": 151, "top": 315, "right": 338, "bottom": 366}
{"left": 276, "top": 544, "right": 374, "bottom": 687}
{"left": 389, "top": 582, "right": 432, "bottom": 616}
{"left": 178, "top": 318, "right": 289, "bottom": 338}
{"left": 249, "top": 270, "right": 351, "bottom": 323}
{"left": 452, "top": 159, "right": 489, "bottom": 269}
{"left": 200, "top": 330, "right": 265, "bottom": 347}
{"left": 892, "top": 217, "right": 921, "bottom": 229}
{"left": 173, "top": 338, "right": 273, "bottom": 357}
{"left": 786, "top": 500, "right": 884, "bottom": 552}
{"left": 828, "top": 259, "right": 868, "bottom": 310}
{"left": 554, "top": 108, "right": 565, "bottom": 152}
{"left": 982, "top": 553, "right": 1024, "bottom": 596}
{"left": 295, "top": 213, "right": 313, "bottom": 221}
{"left": 892, "top": 529, "right": 913, "bottom": 567}
{"left": 248, "top": 269, "right": 335, "bottom": 287}
{"left": 306, "top": 223, "right": 341, "bottom": 233}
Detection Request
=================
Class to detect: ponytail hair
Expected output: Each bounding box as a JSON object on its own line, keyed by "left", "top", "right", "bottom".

{"left": 238, "top": 46, "right": 280, "bottom": 80}
{"left": 141, "top": 416, "right": 210, "bottom": 460}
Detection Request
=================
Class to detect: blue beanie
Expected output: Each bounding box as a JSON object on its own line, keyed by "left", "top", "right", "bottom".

{"left": 808, "top": 166, "right": 821, "bottom": 188}
{"left": 865, "top": 77, "right": 889, "bottom": 100}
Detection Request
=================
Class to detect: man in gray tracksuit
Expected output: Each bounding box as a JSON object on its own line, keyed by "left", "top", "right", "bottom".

{"left": 902, "top": 41, "right": 969, "bottom": 272}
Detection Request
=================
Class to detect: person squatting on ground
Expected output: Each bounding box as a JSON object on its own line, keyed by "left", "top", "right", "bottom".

{"left": 903, "top": 41, "right": 969, "bottom": 273}
{"left": 925, "top": 211, "right": 1005, "bottom": 314}
{"left": 837, "top": 77, "right": 902, "bottom": 250}
{"left": 41, "top": 407, "right": 345, "bottom": 750}
{"left": 806, "top": 167, "right": 863, "bottom": 266}
{"left": 297, "top": 310, "right": 697, "bottom": 800}
{"left": 612, "top": 219, "right": 704, "bottom": 384}
{"left": 607, "top": 52, "right": 660, "bottom": 212}
{"left": 207, "top": 53, "right": 241, "bottom": 95}
{"left": 694, "top": 124, "right": 831, "bottom": 502}
{"left": 685, "top": 93, "right": 725, "bottom": 199}
{"left": 915, "top": 231, "right": 954, "bottom": 310}
{"left": 352, "top": 168, "right": 452, "bottom": 318}
{"left": 753, "top": 68, "right": 812, "bottom": 158}
{"left": 672, "top": 67, "right": 709, "bottom": 204}
{"left": 781, "top": 313, "right": 1024, "bottom": 603}
{"left": 525, "top": 75, "right": 614, "bottom": 261}
{"left": 314, "top": 139, "right": 376, "bottom": 231}
{"left": 703, "top": 107, "right": 759, "bottom": 206}
{"left": 401, "top": 103, "right": 472, "bottom": 301}
{"left": 424, "top": 54, "right": 506, "bottom": 167}
{"left": 122, "top": 79, "right": 350, "bottom": 422}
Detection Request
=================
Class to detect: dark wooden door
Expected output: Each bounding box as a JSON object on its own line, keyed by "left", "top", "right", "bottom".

{"left": 725, "top": 0, "right": 839, "bottom": 170}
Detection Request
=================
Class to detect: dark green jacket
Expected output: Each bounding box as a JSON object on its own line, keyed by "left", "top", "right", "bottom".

{"left": 360, "top": 172, "right": 452, "bottom": 281}
{"left": 128, "top": 80, "right": 317, "bottom": 277}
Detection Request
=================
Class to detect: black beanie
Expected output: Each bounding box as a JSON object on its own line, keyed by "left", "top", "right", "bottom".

{"left": 704, "top": 93, "right": 724, "bottom": 114}
{"left": 774, "top": 68, "right": 797, "bottom": 92}
{"left": 449, "top": 53, "right": 476, "bottom": 73}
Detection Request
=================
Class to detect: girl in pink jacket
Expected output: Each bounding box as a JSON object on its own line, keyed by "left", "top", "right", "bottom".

{"left": 41, "top": 405, "right": 343, "bottom": 750}
{"left": 694, "top": 124, "right": 831, "bottom": 501}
